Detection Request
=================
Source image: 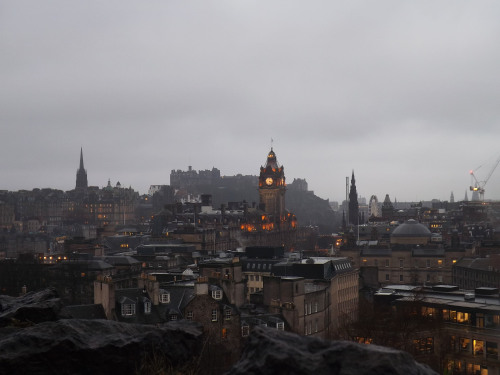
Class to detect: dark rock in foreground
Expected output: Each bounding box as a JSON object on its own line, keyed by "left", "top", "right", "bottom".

{"left": 0, "top": 319, "right": 203, "bottom": 375}
{"left": 226, "top": 326, "right": 437, "bottom": 375}
{"left": 0, "top": 287, "right": 63, "bottom": 327}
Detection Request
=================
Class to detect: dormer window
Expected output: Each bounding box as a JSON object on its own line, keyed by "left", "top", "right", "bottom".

{"left": 144, "top": 301, "right": 151, "bottom": 314}
{"left": 121, "top": 303, "right": 136, "bottom": 317}
{"left": 212, "top": 289, "right": 222, "bottom": 300}
{"left": 160, "top": 291, "right": 170, "bottom": 304}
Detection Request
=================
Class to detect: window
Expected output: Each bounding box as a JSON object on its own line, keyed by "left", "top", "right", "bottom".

{"left": 486, "top": 342, "right": 498, "bottom": 359}
{"left": 426, "top": 274, "right": 430, "bottom": 282}
{"left": 385, "top": 259, "right": 389, "bottom": 267}
{"left": 314, "top": 302, "right": 318, "bottom": 313}
{"left": 221, "top": 328, "right": 227, "bottom": 339}
{"left": 170, "top": 314, "right": 177, "bottom": 321}
{"left": 385, "top": 274, "right": 389, "bottom": 281}
{"left": 211, "top": 309, "right": 218, "bottom": 322}
{"left": 144, "top": 301, "right": 151, "bottom": 314}
{"left": 460, "top": 338, "right": 471, "bottom": 352}
{"left": 225, "top": 309, "right": 231, "bottom": 320}
{"left": 315, "top": 319, "right": 318, "bottom": 333}
{"left": 160, "top": 292, "right": 170, "bottom": 304}
{"left": 121, "top": 303, "right": 136, "bottom": 316}
{"left": 241, "top": 324, "right": 250, "bottom": 337}
{"left": 413, "top": 337, "right": 434, "bottom": 354}
{"left": 276, "top": 322, "right": 284, "bottom": 331}
{"left": 474, "top": 340, "right": 484, "bottom": 356}
{"left": 457, "top": 312, "right": 470, "bottom": 324}
{"left": 399, "top": 259, "right": 404, "bottom": 268}
{"left": 212, "top": 289, "right": 222, "bottom": 300}
{"left": 438, "top": 259, "right": 443, "bottom": 267}
{"left": 256, "top": 275, "right": 260, "bottom": 282}
{"left": 249, "top": 275, "right": 254, "bottom": 281}
{"left": 426, "top": 259, "right": 431, "bottom": 268}
{"left": 186, "top": 311, "right": 193, "bottom": 320}
{"left": 374, "top": 259, "right": 378, "bottom": 267}
{"left": 399, "top": 274, "right": 403, "bottom": 282}
{"left": 305, "top": 304, "right": 308, "bottom": 316}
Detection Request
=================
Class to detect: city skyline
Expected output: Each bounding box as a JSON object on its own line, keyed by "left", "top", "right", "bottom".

{"left": 1, "top": 1, "right": 500, "bottom": 202}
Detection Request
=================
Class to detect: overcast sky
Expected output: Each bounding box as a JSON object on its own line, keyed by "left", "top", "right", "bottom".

{"left": 1, "top": 1, "right": 500, "bottom": 203}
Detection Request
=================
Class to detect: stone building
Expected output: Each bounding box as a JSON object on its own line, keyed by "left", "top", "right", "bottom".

{"left": 342, "top": 220, "right": 473, "bottom": 287}
{"left": 263, "top": 257, "right": 358, "bottom": 339}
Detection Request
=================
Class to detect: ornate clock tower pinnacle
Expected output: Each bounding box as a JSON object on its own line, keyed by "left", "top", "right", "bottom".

{"left": 259, "top": 148, "right": 286, "bottom": 222}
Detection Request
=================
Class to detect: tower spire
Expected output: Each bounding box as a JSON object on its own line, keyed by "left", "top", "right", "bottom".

{"left": 76, "top": 147, "right": 88, "bottom": 190}
{"left": 79, "top": 147, "right": 85, "bottom": 170}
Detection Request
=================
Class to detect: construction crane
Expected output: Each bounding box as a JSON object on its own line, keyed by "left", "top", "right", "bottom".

{"left": 469, "top": 154, "right": 500, "bottom": 201}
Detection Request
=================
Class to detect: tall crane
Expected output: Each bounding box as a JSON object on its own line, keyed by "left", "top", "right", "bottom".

{"left": 469, "top": 154, "right": 500, "bottom": 201}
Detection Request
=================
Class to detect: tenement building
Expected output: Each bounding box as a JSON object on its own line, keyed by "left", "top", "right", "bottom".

{"left": 263, "top": 257, "right": 358, "bottom": 339}
{"left": 375, "top": 284, "right": 500, "bottom": 375}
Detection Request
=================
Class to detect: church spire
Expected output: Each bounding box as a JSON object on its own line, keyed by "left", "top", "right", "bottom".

{"left": 79, "top": 147, "right": 85, "bottom": 170}
{"left": 348, "top": 170, "right": 359, "bottom": 225}
{"left": 76, "top": 147, "right": 88, "bottom": 190}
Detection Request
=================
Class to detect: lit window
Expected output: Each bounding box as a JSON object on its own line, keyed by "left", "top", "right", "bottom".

{"left": 221, "top": 328, "right": 227, "bottom": 339}
{"left": 211, "top": 309, "right": 218, "bottom": 322}
{"left": 474, "top": 340, "right": 484, "bottom": 356}
{"left": 460, "top": 338, "right": 471, "bottom": 352}
{"left": 438, "top": 259, "right": 443, "bottom": 267}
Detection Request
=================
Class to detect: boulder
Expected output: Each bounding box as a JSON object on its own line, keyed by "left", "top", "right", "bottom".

{"left": 226, "top": 326, "right": 437, "bottom": 375}
{"left": 0, "top": 287, "right": 64, "bottom": 327}
{"left": 0, "top": 319, "right": 203, "bottom": 375}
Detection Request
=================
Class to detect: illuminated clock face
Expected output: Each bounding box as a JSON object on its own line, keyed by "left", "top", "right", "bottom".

{"left": 265, "top": 177, "right": 273, "bottom": 186}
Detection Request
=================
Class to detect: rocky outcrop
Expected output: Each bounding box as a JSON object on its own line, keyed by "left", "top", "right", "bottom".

{"left": 0, "top": 287, "right": 64, "bottom": 327}
{"left": 226, "top": 326, "right": 437, "bottom": 375}
{"left": 0, "top": 319, "right": 203, "bottom": 375}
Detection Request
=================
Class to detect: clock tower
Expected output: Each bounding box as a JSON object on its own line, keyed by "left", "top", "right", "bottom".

{"left": 259, "top": 148, "right": 286, "bottom": 223}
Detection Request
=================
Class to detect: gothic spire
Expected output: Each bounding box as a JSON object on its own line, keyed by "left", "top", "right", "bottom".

{"left": 76, "top": 147, "right": 88, "bottom": 190}
{"left": 79, "top": 147, "right": 85, "bottom": 170}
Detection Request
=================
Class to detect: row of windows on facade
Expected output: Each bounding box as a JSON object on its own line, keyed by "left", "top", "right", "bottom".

{"left": 248, "top": 275, "right": 262, "bottom": 281}
{"left": 304, "top": 319, "right": 320, "bottom": 335}
{"left": 121, "top": 303, "right": 231, "bottom": 321}
{"left": 452, "top": 337, "right": 498, "bottom": 359}
{"left": 387, "top": 274, "right": 443, "bottom": 282}
{"left": 247, "top": 263, "right": 272, "bottom": 271}
{"left": 422, "top": 306, "right": 500, "bottom": 328}
{"left": 304, "top": 302, "right": 319, "bottom": 316}
{"left": 364, "top": 259, "right": 451, "bottom": 267}
{"left": 446, "top": 360, "right": 488, "bottom": 375}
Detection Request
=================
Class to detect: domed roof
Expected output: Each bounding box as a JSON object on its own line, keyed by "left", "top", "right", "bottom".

{"left": 391, "top": 219, "right": 431, "bottom": 237}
